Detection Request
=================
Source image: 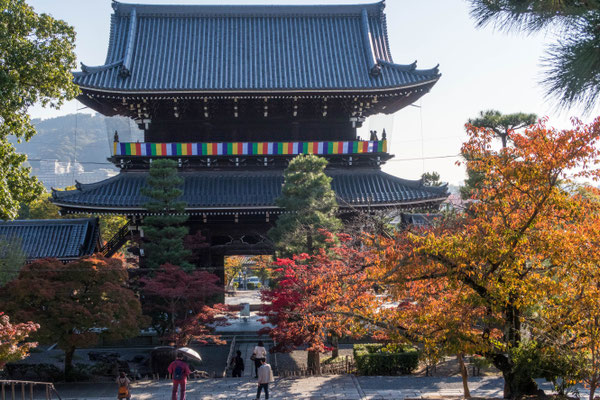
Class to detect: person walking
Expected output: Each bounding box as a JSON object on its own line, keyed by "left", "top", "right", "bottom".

{"left": 168, "top": 352, "right": 191, "bottom": 400}
{"left": 252, "top": 341, "right": 267, "bottom": 378}
{"left": 230, "top": 350, "right": 244, "bottom": 377}
{"left": 256, "top": 358, "right": 274, "bottom": 400}
{"left": 116, "top": 371, "right": 131, "bottom": 400}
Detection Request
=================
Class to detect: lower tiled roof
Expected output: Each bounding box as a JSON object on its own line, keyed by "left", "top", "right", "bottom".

{"left": 0, "top": 218, "right": 100, "bottom": 261}
{"left": 51, "top": 168, "right": 448, "bottom": 213}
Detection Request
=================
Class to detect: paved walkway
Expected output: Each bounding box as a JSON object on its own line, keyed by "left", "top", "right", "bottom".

{"left": 47, "top": 375, "right": 570, "bottom": 400}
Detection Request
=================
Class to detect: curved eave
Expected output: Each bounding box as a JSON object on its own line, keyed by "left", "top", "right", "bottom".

{"left": 51, "top": 168, "right": 449, "bottom": 215}
{"left": 73, "top": 76, "right": 441, "bottom": 96}
{"left": 53, "top": 199, "right": 449, "bottom": 216}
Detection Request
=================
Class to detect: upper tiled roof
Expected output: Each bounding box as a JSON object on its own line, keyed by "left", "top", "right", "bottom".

{"left": 51, "top": 169, "right": 448, "bottom": 214}
{"left": 73, "top": 1, "right": 440, "bottom": 93}
{"left": 0, "top": 218, "right": 101, "bottom": 261}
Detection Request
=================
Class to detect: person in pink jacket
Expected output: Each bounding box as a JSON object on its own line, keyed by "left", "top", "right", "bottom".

{"left": 168, "top": 352, "right": 191, "bottom": 400}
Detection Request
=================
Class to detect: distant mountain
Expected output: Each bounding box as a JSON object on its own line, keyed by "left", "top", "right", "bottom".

{"left": 11, "top": 113, "right": 142, "bottom": 189}
{"left": 14, "top": 113, "right": 142, "bottom": 166}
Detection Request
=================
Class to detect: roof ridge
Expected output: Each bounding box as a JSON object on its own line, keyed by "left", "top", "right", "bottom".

{"left": 111, "top": 1, "right": 385, "bottom": 17}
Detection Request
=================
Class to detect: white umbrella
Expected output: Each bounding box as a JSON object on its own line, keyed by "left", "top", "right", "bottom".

{"left": 177, "top": 347, "right": 202, "bottom": 362}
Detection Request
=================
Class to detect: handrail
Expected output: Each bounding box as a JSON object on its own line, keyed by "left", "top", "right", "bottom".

{"left": 100, "top": 223, "right": 131, "bottom": 257}
{"left": 223, "top": 336, "right": 237, "bottom": 377}
{"left": 0, "top": 380, "right": 61, "bottom": 400}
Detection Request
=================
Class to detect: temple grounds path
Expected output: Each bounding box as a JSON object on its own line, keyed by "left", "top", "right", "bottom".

{"left": 47, "top": 375, "right": 571, "bottom": 400}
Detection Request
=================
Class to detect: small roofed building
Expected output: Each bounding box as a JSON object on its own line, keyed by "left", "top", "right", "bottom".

{"left": 52, "top": 1, "right": 449, "bottom": 275}
{"left": 0, "top": 218, "right": 101, "bottom": 263}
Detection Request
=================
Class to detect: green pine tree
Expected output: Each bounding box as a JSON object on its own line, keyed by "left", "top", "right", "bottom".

{"left": 268, "top": 154, "right": 342, "bottom": 257}
{"left": 461, "top": 110, "right": 537, "bottom": 200}
{"left": 141, "top": 159, "right": 192, "bottom": 270}
{"left": 421, "top": 171, "right": 443, "bottom": 187}
{"left": 469, "top": 0, "right": 600, "bottom": 112}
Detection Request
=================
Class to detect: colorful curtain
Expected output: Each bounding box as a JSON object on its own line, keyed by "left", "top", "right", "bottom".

{"left": 114, "top": 140, "right": 387, "bottom": 157}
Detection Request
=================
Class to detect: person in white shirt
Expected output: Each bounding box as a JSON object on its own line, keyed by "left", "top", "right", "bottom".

{"left": 256, "top": 358, "right": 274, "bottom": 400}
{"left": 252, "top": 341, "right": 267, "bottom": 378}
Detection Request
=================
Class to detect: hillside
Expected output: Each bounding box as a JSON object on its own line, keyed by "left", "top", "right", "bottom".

{"left": 16, "top": 113, "right": 142, "bottom": 166}
{"left": 11, "top": 114, "right": 142, "bottom": 189}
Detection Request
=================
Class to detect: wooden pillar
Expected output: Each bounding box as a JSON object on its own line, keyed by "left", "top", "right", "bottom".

{"left": 210, "top": 253, "right": 225, "bottom": 303}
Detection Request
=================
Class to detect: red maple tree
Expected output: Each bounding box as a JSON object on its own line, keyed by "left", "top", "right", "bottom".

{"left": 260, "top": 232, "right": 372, "bottom": 373}
{"left": 141, "top": 263, "right": 230, "bottom": 346}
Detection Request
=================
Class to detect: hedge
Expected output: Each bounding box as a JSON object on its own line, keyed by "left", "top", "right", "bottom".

{"left": 353, "top": 343, "right": 419, "bottom": 375}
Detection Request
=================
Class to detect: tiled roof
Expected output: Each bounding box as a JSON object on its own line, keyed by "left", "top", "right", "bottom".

{"left": 0, "top": 218, "right": 101, "bottom": 261}
{"left": 51, "top": 169, "right": 449, "bottom": 213}
{"left": 73, "top": 1, "right": 440, "bottom": 93}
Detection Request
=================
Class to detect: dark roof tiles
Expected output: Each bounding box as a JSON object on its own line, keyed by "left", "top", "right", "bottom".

{"left": 51, "top": 169, "right": 448, "bottom": 212}
{"left": 73, "top": 1, "right": 440, "bottom": 92}
{"left": 0, "top": 218, "right": 101, "bottom": 261}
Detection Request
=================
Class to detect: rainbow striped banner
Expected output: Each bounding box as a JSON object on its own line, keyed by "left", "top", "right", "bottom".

{"left": 114, "top": 140, "right": 387, "bottom": 157}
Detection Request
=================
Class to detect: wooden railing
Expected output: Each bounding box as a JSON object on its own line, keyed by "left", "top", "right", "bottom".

{"left": 223, "top": 336, "right": 237, "bottom": 377}
{"left": 100, "top": 223, "right": 131, "bottom": 257}
{"left": 278, "top": 356, "right": 355, "bottom": 377}
{"left": 0, "top": 380, "right": 61, "bottom": 400}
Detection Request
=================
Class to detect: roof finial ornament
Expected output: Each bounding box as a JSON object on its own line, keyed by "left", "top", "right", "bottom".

{"left": 370, "top": 64, "right": 381, "bottom": 77}
{"left": 382, "top": 129, "right": 387, "bottom": 141}
{"left": 113, "top": 130, "right": 119, "bottom": 143}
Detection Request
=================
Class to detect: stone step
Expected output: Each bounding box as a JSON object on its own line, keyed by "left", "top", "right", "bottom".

{"left": 219, "top": 333, "right": 273, "bottom": 343}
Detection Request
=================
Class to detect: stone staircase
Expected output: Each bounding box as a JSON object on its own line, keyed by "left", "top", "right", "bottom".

{"left": 222, "top": 331, "right": 276, "bottom": 378}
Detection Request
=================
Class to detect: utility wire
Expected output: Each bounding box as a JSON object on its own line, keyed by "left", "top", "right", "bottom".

{"left": 26, "top": 154, "right": 463, "bottom": 165}
{"left": 387, "top": 154, "right": 462, "bottom": 162}
{"left": 27, "top": 159, "right": 116, "bottom": 165}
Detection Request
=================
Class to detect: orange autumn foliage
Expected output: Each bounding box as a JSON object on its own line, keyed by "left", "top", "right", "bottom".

{"left": 363, "top": 118, "right": 600, "bottom": 398}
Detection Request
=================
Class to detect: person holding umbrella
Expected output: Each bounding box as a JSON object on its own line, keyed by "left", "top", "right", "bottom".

{"left": 168, "top": 352, "right": 191, "bottom": 400}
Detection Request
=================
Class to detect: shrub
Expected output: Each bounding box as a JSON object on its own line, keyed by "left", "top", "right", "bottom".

{"left": 246, "top": 282, "right": 255, "bottom": 290}
{"left": 66, "top": 363, "right": 93, "bottom": 381}
{"left": 5, "top": 363, "right": 62, "bottom": 382}
{"left": 353, "top": 343, "right": 419, "bottom": 375}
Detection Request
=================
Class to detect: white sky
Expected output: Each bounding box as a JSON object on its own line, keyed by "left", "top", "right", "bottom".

{"left": 27, "top": 0, "right": 600, "bottom": 185}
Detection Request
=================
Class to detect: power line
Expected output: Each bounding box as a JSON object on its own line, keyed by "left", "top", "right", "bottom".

{"left": 26, "top": 153, "right": 463, "bottom": 165}
{"left": 27, "top": 159, "right": 115, "bottom": 166}
{"left": 387, "top": 154, "right": 462, "bottom": 162}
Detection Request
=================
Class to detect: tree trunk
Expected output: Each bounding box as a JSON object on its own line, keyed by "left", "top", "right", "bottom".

{"left": 170, "top": 300, "right": 176, "bottom": 336}
{"left": 497, "top": 303, "right": 539, "bottom": 398}
{"left": 64, "top": 346, "right": 76, "bottom": 381}
{"left": 490, "top": 352, "right": 538, "bottom": 399}
{"left": 457, "top": 353, "right": 471, "bottom": 399}
{"left": 589, "top": 382, "right": 596, "bottom": 400}
{"left": 307, "top": 350, "right": 321, "bottom": 375}
{"left": 500, "top": 133, "right": 508, "bottom": 149}
{"left": 331, "top": 334, "right": 339, "bottom": 359}
{"left": 306, "top": 231, "right": 313, "bottom": 255}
